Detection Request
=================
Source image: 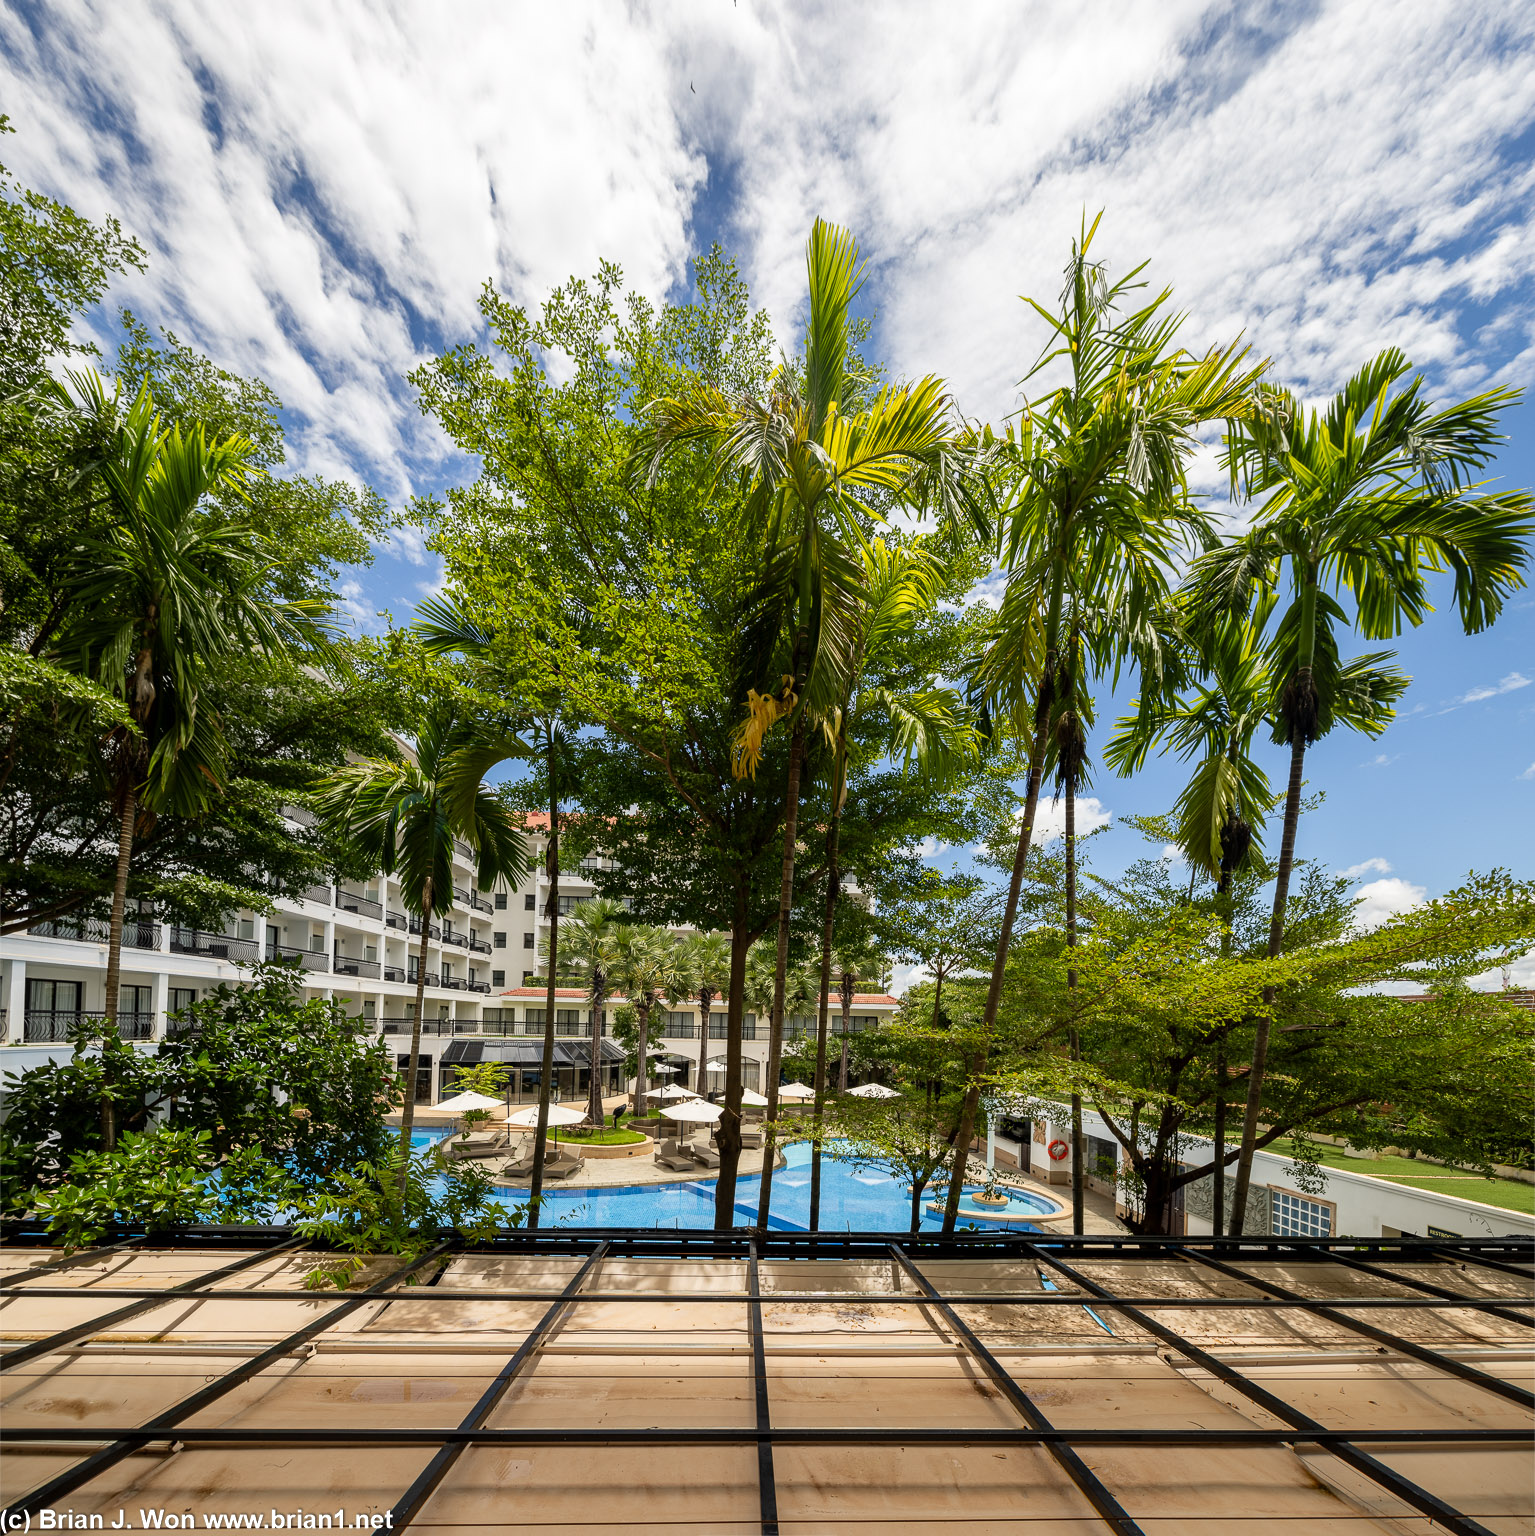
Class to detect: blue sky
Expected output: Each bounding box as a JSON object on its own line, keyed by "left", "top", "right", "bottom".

{"left": 3, "top": 0, "right": 1531, "bottom": 973}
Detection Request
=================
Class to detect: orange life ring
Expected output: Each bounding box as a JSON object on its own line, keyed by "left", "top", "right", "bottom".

{"left": 1047, "top": 1139, "right": 1070, "bottom": 1162}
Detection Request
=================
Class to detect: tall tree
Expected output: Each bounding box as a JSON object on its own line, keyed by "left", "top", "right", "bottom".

{"left": 678, "top": 929, "right": 732, "bottom": 1099}
{"left": 548, "top": 896, "right": 626, "bottom": 1128}
{"left": 611, "top": 925, "right": 682, "bottom": 1116}
{"left": 317, "top": 708, "right": 526, "bottom": 1184}
{"left": 1192, "top": 350, "right": 1533, "bottom": 1232}
{"left": 958, "top": 216, "right": 1266, "bottom": 1231}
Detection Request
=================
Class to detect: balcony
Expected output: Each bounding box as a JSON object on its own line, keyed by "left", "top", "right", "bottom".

{"left": 452, "top": 886, "right": 470, "bottom": 907}
{"left": 441, "top": 929, "right": 468, "bottom": 950}
{"left": 406, "top": 971, "right": 440, "bottom": 988}
{"left": 408, "top": 917, "right": 440, "bottom": 940}
{"left": 24, "top": 1010, "right": 154, "bottom": 1042}
{"left": 302, "top": 883, "right": 333, "bottom": 905}
{"left": 381, "top": 1016, "right": 457, "bottom": 1037}
{"left": 336, "top": 890, "right": 383, "bottom": 921}
{"left": 467, "top": 935, "right": 492, "bottom": 955}
{"left": 440, "top": 976, "right": 468, "bottom": 991}
{"left": 30, "top": 915, "right": 162, "bottom": 950}
{"left": 468, "top": 890, "right": 493, "bottom": 914}
{"left": 332, "top": 952, "right": 381, "bottom": 980}
{"left": 169, "top": 928, "right": 261, "bottom": 964}
{"left": 382, "top": 964, "right": 407, "bottom": 983}
{"left": 384, "top": 912, "right": 407, "bottom": 932}
{"left": 466, "top": 980, "right": 491, "bottom": 994}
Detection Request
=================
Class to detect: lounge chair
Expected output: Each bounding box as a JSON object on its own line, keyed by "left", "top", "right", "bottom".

{"left": 738, "top": 1127, "right": 763, "bottom": 1150}
{"left": 688, "top": 1140, "right": 720, "bottom": 1169}
{"left": 543, "top": 1150, "right": 584, "bottom": 1180}
{"left": 499, "top": 1143, "right": 566, "bottom": 1180}
{"left": 442, "top": 1130, "right": 509, "bottom": 1162}
{"left": 655, "top": 1139, "right": 697, "bottom": 1173}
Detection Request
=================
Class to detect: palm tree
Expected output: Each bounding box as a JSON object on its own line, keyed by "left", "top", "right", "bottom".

{"left": 550, "top": 897, "right": 626, "bottom": 1127}
{"left": 1193, "top": 350, "right": 1533, "bottom": 1232}
{"left": 954, "top": 215, "right": 1266, "bottom": 1232}
{"left": 642, "top": 218, "right": 982, "bottom": 1223}
{"left": 317, "top": 708, "right": 526, "bottom": 1183}
{"left": 678, "top": 930, "right": 732, "bottom": 1099}
{"left": 49, "top": 372, "right": 332, "bottom": 1146}
{"left": 611, "top": 926, "right": 682, "bottom": 1117}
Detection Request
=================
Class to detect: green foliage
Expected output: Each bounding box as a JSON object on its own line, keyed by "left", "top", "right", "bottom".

{"left": 290, "top": 1148, "right": 512, "bottom": 1290}
{"left": 27, "top": 1128, "right": 297, "bottom": 1250}
{"left": 446, "top": 1059, "right": 509, "bottom": 1129}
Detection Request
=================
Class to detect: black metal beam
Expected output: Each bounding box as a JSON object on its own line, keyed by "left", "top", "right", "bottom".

{"left": 384, "top": 1242, "right": 609, "bottom": 1534}
{"left": 7, "top": 1240, "right": 454, "bottom": 1519}
{"left": 1027, "top": 1244, "right": 1504, "bottom": 1536}
{"left": 3, "top": 1425, "right": 1529, "bottom": 1448}
{"left": 1270, "top": 1241, "right": 1535, "bottom": 1327}
{"left": 747, "top": 1235, "right": 779, "bottom": 1536}
{"left": 1423, "top": 1244, "right": 1535, "bottom": 1280}
{"left": 0, "top": 1234, "right": 309, "bottom": 1373}
{"left": 889, "top": 1242, "right": 1145, "bottom": 1536}
{"left": 1168, "top": 1244, "right": 1534, "bottom": 1411}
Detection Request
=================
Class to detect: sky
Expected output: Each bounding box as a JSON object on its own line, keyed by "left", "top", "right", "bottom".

{"left": 3, "top": 0, "right": 1532, "bottom": 979}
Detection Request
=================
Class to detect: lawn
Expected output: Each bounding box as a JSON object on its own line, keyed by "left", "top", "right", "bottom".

{"left": 553, "top": 1125, "right": 649, "bottom": 1146}
{"left": 1296, "top": 1144, "right": 1535, "bottom": 1214}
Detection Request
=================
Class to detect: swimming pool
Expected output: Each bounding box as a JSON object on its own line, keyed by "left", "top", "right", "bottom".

{"left": 414, "top": 1129, "right": 1063, "bottom": 1231}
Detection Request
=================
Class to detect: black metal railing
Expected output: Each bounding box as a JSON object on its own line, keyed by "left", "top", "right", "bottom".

{"left": 169, "top": 928, "right": 261, "bottom": 963}
{"left": 335, "top": 890, "right": 383, "bottom": 920}
{"left": 383, "top": 965, "right": 407, "bottom": 983}
{"left": 332, "top": 953, "right": 381, "bottom": 980}
{"left": 469, "top": 891, "right": 493, "bottom": 914}
{"left": 31, "top": 914, "right": 163, "bottom": 950}
{"left": 302, "top": 884, "right": 333, "bottom": 905}
{"left": 440, "top": 928, "right": 468, "bottom": 949}
{"left": 408, "top": 917, "right": 440, "bottom": 939}
{"left": 23, "top": 1010, "right": 154, "bottom": 1042}
{"left": 384, "top": 912, "right": 407, "bottom": 931}
{"left": 407, "top": 971, "right": 440, "bottom": 988}
{"left": 468, "top": 935, "right": 492, "bottom": 954}
{"left": 466, "top": 980, "right": 491, "bottom": 994}
{"left": 440, "top": 976, "right": 467, "bottom": 991}
{"left": 381, "top": 1017, "right": 456, "bottom": 1036}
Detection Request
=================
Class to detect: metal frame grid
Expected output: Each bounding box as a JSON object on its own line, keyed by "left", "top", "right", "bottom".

{"left": 2, "top": 1226, "right": 1531, "bottom": 1536}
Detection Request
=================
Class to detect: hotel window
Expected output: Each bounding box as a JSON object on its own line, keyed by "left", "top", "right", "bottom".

{"left": 1271, "top": 1189, "right": 1333, "bottom": 1238}
{"left": 524, "top": 893, "right": 535, "bottom": 910}
{"left": 523, "top": 933, "right": 534, "bottom": 949}
{"left": 492, "top": 970, "right": 505, "bottom": 989}
{"left": 494, "top": 932, "right": 507, "bottom": 948}
{"left": 494, "top": 892, "right": 507, "bottom": 910}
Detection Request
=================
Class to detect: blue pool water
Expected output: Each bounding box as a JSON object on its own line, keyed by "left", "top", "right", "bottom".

{"left": 414, "top": 1129, "right": 1062, "bottom": 1232}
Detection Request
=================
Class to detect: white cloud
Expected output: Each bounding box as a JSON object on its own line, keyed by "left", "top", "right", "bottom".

{"left": 1519, "top": 762, "right": 1535, "bottom": 782}
{"left": 1030, "top": 796, "right": 1113, "bottom": 846}
{"left": 1351, "top": 876, "right": 1427, "bottom": 931}
{"left": 1454, "top": 672, "right": 1531, "bottom": 705}
{"left": 1161, "top": 844, "right": 1184, "bottom": 864}
{"left": 1360, "top": 753, "right": 1399, "bottom": 768}
{"left": 906, "top": 836, "right": 947, "bottom": 861}
{"left": 1339, "top": 857, "right": 1393, "bottom": 879}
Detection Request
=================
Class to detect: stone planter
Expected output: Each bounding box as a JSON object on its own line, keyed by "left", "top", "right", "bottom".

{"left": 553, "top": 1135, "right": 654, "bottom": 1159}
{"left": 971, "top": 1192, "right": 1010, "bottom": 1208}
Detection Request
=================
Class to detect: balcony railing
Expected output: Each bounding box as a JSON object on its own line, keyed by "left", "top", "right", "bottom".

{"left": 468, "top": 891, "right": 493, "bottom": 914}
{"left": 441, "top": 930, "right": 468, "bottom": 949}
{"left": 302, "top": 883, "right": 333, "bottom": 905}
{"left": 467, "top": 935, "right": 492, "bottom": 954}
{"left": 407, "top": 971, "right": 440, "bottom": 988}
{"left": 408, "top": 917, "right": 440, "bottom": 939}
{"left": 466, "top": 980, "right": 491, "bottom": 994}
{"left": 381, "top": 1017, "right": 457, "bottom": 1036}
{"left": 336, "top": 890, "right": 383, "bottom": 921}
{"left": 332, "top": 953, "right": 381, "bottom": 980}
{"left": 31, "top": 916, "right": 161, "bottom": 950}
{"left": 382, "top": 964, "right": 407, "bottom": 983}
{"left": 451, "top": 886, "right": 470, "bottom": 907}
{"left": 169, "top": 928, "right": 260, "bottom": 963}
{"left": 24, "top": 1010, "right": 154, "bottom": 1042}
{"left": 384, "top": 912, "right": 407, "bottom": 931}
{"left": 440, "top": 976, "right": 467, "bottom": 991}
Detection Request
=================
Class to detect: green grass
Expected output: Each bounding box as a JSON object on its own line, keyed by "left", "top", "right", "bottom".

{"left": 1296, "top": 1144, "right": 1535, "bottom": 1214}
{"left": 553, "top": 1126, "right": 648, "bottom": 1146}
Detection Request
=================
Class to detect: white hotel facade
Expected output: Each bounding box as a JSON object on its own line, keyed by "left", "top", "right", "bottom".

{"left": 1, "top": 812, "right": 898, "bottom": 1103}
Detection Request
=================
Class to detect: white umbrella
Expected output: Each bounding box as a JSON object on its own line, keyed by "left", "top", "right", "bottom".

{"left": 661, "top": 1099, "right": 723, "bottom": 1126}
{"left": 705, "top": 1056, "right": 729, "bottom": 1070}
{"left": 740, "top": 1088, "right": 770, "bottom": 1107}
{"left": 505, "top": 1102, "right": 588, "bottom": 1129}
{"left": 847, "top": 1083, "right": 900, "bottom": 1099}
{"left": 659, "top": 1083, "right": 699, "bottom": 1101}
{"left": 776, "top": 1081, "right": 815, "bottom": 1101}
{"left": 433, "top": 1091, "right": 506, "bottom": 1115}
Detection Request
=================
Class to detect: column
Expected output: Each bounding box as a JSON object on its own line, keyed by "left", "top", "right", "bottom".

{"left": 323, "top": 918, "right": 336, "bottom": 972}
{"left": 253, "top": 912, "right": 268, "bottom": 959}
{"left": 152, "top": 970, "right": 169, "bottom": 1041}
{"left": 4, "top": 957, "right": 24, "bottom": 1043}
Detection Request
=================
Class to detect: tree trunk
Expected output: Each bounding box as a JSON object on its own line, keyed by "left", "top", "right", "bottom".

{"left": 99, "top": 785, "right": 137, "bottom": 1150}
{"left": 633, "top": 1002, "right": 651, "bottom": 1117}
{"left": 808, "top": 757, "right": 843, "bottom": 1233}
{"left": 910, "top": 1177, "right": 924, "bottom": 1234}
{"left": 528, "top": 756, "right": 561, "bottom": 1227}
{"left": 398, "top": 884, "right": 434, "bottom": 1195}
{"left": 838, "top": 986, "right": 853, "bottom": 1092}
{"left": 695, "top": 985, "right": 714, "bottom": 1109}
{"left": 1228, "top": 727, "right": 1307, "bottom": 1234}
{"left": 713, "top": 886, "right": 750, "bottom": 1224}
{"left": 1212, "top": 1043, "right": 1226, "bottom": 1236}
{"left": 756, "top": 705, "right": 807, "bottom": 1230}
{"left": 587, "top": 984, "right": 607, "bottom": 1130}
{"left": 1065, "top": 767, "right": 1084, "bottom": 1236}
